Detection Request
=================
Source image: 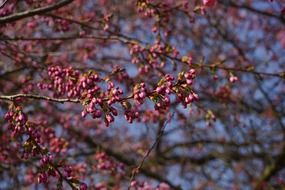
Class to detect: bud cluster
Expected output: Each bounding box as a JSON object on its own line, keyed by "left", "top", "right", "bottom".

{"left": 4, "top": 106, "right": 27, "bottom": 135}
{"left": 133, "top": 82, "right": 147, "bottom": 105}
{"left": 38, "top": 65, "right": 198, "bottom": 126}
{"left": 0, "top": 3, "right": 14, "bottom": 17}
{"left": 95, "top": 152, "right": 124, "bottom": 175}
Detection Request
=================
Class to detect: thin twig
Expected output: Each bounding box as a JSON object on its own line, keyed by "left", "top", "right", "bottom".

{"left": 27, "top": 127, "right": 78, "bottom": 189}
{"left": 0, "top": 94, "right": 80, "bottom": 103}
{"left": 0, "top": 36, "right": 111, "bottom": 41}
{"left": 0, "top": 67, "right": 27, "bottom": 78}
{"left": 69, "top": 127, "right": 182, "bottom": 190}
{"left": 218, "top": 0, "right": 285, "bottom": 24}
{"left": 129, "top": 113, "right": 174, "bottom": 188}
{"left": 0, "top": 0, "right": 9, "bottom": 9}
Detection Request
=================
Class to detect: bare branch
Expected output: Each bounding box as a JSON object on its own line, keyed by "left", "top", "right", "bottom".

{"left": 0, "top": 0, "right": 74, "bottom": 25}
{"left": 68, "top": 127, "right": 182, "bottom": 190}
{"left": 0, "top": 94, "right": 80, "bottom": 103}
{"left": 218, "top": 0, "right": 285, "bottom": 24}
{"left": 129, "top": 113, "right": 174, "bottom": 186}
{"left": 255, "top": 146, "right": 285, "bottom": 189}
{"left": 0, "top": 0, "right": 9, "bottom": 9}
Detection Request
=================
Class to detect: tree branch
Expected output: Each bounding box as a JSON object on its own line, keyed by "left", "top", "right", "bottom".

{"left": 0, "top": 0, "right": 9, "bottom": 9}
{"left": 0, "top": 67, "right": 27, "bottom": 79}
{"left": 0, "top": 94, "right": 79, "bottom": 103}
{"left": 255, "top": 146, "right": 285, "bottom": 189}
{"left": 69, "top": 127, "right": 182, "bottom": 190}
{"left": 129, "top": 114, "right": 174, "bottom": 185}
{"left": 0, "top": 0, "right": 74, "bottom": 25}
{"left": 218, "top": 0, "right": 285, "bottom": 24}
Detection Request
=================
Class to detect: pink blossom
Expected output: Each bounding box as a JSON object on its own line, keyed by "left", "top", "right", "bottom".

{"left": 203, "top": 0, "right": 216, "bottom": 7}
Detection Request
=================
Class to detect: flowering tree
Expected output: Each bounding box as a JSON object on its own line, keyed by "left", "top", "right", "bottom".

{"left": 0, "top": 0, "right": 284, "bottom": 189}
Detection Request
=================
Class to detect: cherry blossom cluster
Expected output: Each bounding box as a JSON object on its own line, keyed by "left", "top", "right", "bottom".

{"left": 63, "top": 164, "right": 88, "bottom": 190}
{"left": 133, "top": 82, "right": 147, "bottom": 105}
{"left": 176, "top": 73, "right": 199, "bottom": 107}
{"left": 149, "top": 42, "right": 178, "bottom": 66}
{"left": 124, "top": 109, "right": 140, "bottom": 124}
{"left": 38, "top": 66, "right": 125, "bottom": 126}
{"left": 37, "top": 154, "right": 57, "bottom": 184}
{"left": 37, "top": 161, "right": 88, "bottom": 190}
{"left": 0, "top": 3, "right": 14, "bottom": 17}
{"left": 151, "top": 71, "right": 198, "bottom": 111}
{"left": 129, "top": 41, "right": 180, "bottom": 72}
{"left": 4, "top": 106, "right": 27, "bottom": 136}
{"left": 94, "top": 152, "right": 125, "bottom": 176}
{"left": 49, "top": 137, "right": 68, "bottom": 154}
{"left": 136, "top": 0, "right": 213, "bottom": 35}
{"left": 138, "top": 65, "right": 151, "bottom": 75}
{"left": 149, "top": 40, "right": 180, "bottom": 59}
{"left": 136, "top": 0, "right": 157, "bottom": 18}
{"left": 229, "top": 73, "right": 238, "bottom": 83}
{"left": 203, "top": 0, "right": 216, "bottom": 7}
{"left": 130, "top": 44, "right": 145, "bottom": 64}
{"left": 153, "top": 74, "right": 173, "bottom": 111}
{"left": 129, "top": 40, "right": 180, "bottom": 80}
{"left": 38, "top": 65, "right": 198, "bottom": 126}
{"left": 4, "top": 107, "right": 54, "bottom": 161}
{"left": 136, "top": 0, "right": 185, "bottom": 33}
{"left": 38, "top": 66, "right": 80, "bottom": 97}
{"left": 4, "top": 106, "right": 88, "bottom": 189}
{"left": 82, "top": 81, "right": 123, "bottom": 126}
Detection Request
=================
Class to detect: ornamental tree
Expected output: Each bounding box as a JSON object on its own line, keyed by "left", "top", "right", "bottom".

{"left": 0, "top": 0, "right": 284, "bottom": 189}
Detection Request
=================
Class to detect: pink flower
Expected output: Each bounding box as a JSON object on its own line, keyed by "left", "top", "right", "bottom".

{"left": 203, "top": 0, "right": 216, "bottom": 7}
{"left": 229, "top": 75, "right": 238, "bottom": 83}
